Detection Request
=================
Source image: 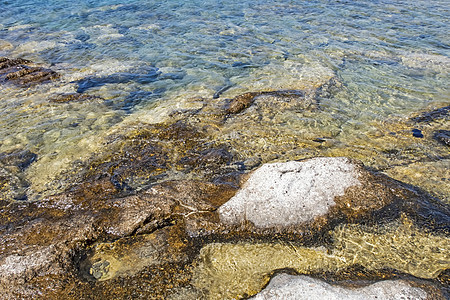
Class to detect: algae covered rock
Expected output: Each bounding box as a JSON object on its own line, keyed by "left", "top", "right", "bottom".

{"left": 433, "top": 130, "right": 450, "bottom": 146}
{"left": 0, "top": 149, "right": 37, "bottom": 201}
{"left": 0, "top": 57, "right": 59, "bottom": 86}
{"left": 191, "top": 219, "right": 450, "bottom": 299}
{"left": 251, "top": 274, "right": 430, "bottom": 300}
{"left": 77, "top": 120, "right": 239, "bottom": 193}
{"left": 0, "top": 178, "right": 237, "bottom": 299}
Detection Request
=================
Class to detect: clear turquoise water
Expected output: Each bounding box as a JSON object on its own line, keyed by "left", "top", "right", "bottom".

{"left": 0, "top": 0, "right": 449, "bottom": 199}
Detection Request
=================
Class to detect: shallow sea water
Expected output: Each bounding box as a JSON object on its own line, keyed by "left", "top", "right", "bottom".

{"left": 1, "top": 0, "right": 449, "bottom": 200}
{"left": 0, "top": 0, "right": 449, "bottom": 298}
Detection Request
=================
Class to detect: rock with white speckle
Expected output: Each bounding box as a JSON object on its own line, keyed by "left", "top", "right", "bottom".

{"left": 219, "top": 157, "right": 360, "bottom": 227}
{"left": 251, "top": 274, "right": 429, "bottom": 300}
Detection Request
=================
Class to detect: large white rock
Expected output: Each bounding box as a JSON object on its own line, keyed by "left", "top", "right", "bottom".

{"left": 218, "top": 157, "right": 360, "bottom": 227}
{"left": 251, "top": 274, "right": 428, "bottom": 300}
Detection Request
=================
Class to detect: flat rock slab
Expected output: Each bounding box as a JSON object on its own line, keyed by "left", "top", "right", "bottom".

{"left": 251, "top": 274, "right": 429, "bottom": 300}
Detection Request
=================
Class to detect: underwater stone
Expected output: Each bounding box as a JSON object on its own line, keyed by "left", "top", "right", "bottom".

{"left": 433, "top": 130, "right": 450, "bottom": 146}
{"left": 411, "top": 105, "right": 449, "bottom": 123}
{"left": 49, "top": 93, "right": 102, "bottom": 103}
{"left": 412, "top": 128, "right": 424, "bottom": 138}
{"left": 225, "top": 92, "right": 260, "bottom": 114}
{"left": 224, "top": 90, "right": 313, "bottom": 115}
{"left": 219, "top": 157, "right": 360, "bottom": 228}
{"left": 0, "top": 57, "right": 59, "bottom": 86}
{"left": 251, "top": 274, "right": 428, "bottom": 300}
{"left": 0, "top": 149, "right": 37, "bottom": 171}
{"left": 74, "top": 67, "right": 161, "bottom": 93}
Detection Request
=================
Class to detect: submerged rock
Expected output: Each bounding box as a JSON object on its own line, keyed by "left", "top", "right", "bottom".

{"left": 0, "top": 57, "right": 59, "bottom": 86}
{"left": 0, "top": 179, "right": 237, "bottom": 298}
{"left": 384, "top": 160, "right": 450, "bottom": 204}
{"left": 78, "top": 121, "right": 238, "bottom": 192}
{"left": 224, "top": 89, "right": 317, "bottom": 115}
{"left": 433, "top": 130, "right": 450, "bottom": 146}
{"left": 1, "top": 152, "right": 448, "bottom": 298}
{"left": 411, "top": 106, "right": 449, "bottom": 123}
{"left": 49, "top": 93, "right": 102, "bottom": 103}
{"left": 192, "top": 220, "right": 449, "bottom": 299}
{"left": 251, "top": 274, "right": 431, "bottom": 300}
{"left": 0, "top": 150, "right": 37, "bottom": 200}
{"left": 73, "top": 66, "right": 161, "bottom": 93}
{"left": 0, "top": 149, "right": 37, "bottom": 171}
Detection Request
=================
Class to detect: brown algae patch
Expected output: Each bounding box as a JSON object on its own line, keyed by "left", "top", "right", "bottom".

{"left": 192, "top": 219, "right": 450, "bottom": 299}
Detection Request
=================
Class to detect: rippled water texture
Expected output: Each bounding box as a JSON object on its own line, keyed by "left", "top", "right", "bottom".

{"left": 0, "top": 1, "right": 449, "bottom": 198}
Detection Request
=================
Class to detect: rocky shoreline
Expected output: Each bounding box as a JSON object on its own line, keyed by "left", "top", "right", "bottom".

{"left": 0, "top": 57, "right": 449, "bottom": 299}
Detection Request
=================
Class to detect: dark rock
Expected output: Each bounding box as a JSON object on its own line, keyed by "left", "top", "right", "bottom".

{"left": 117, "top": 88, "right": 165, "bottom": 112}
{"left": 0, "top": 150, "right": 36, "bottom": 201}
{"left": 411, "top": 106, "right": 449, "bottom": 123}
{"left": 49, "top": 93, "right": 102, "bottom": 103}
{"left": 224, "top": 90, "right": 317, "bottom": 115}
{"left": 225, "top": 92, "right": 261, "bottom": 114}
{"left": 0, "top": 57, "right": 59, "bottom": 86}
{"left": 76, "top": 121, "right": 238, "bottom": 193}
{"left": 0, "top": 57, "right": 32, "bottom": 69}
{"left": 158, "top": 70, "right": 186, "bottom": 81}
{"left": 213, "top": 84, "right": 233, "bottom": 99}
{"left": 0, "top": 167, "right": 29, "bottom": 201}
{"left": 433, "top": 130, "right": 450, "bottom": 146}
{"left": 74, "top": 67, "right": 161, "bottom": 93}
{"left": 412, "top": 128, "right": 424, "bottom": 138}
{"left": 411, "top": 106, "right": 450, "bottom": 123}
{"left": 0, "top": 150, "right": 37, "bottom": 171}
{"left": 75, "top": 33, "right": 90, "bottom": 42}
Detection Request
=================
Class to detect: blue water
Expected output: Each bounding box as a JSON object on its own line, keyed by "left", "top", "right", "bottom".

{"left": 0, "top": 0, "right": 449, "bottom": 199}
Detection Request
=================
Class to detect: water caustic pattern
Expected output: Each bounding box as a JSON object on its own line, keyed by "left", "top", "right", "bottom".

{"left": 0, "top": 2, "right": 449, "bottom": 298}
{"left": 192, "top": 219, "right": 450, "bottom": 299}
{"left": 0, "top": 0, "right": 449, "bottom": 200}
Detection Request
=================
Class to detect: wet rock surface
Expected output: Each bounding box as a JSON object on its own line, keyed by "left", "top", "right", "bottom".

{"left": 74, "top": 121, "right": 239, "bottom": 193}
{"left": 1, "top": 154, "right": 449, "bottom": 299}
{"left": 218, "top": 157, "right": 449, "bottom": 236}
{"left": 0, "top": 57, "right": 59, "bottom": 86}
{"left": 0, "top": 179, "right": 237, "bottom": 299}
{"left": 251, "top": 274, "right": 430, "bottom": 300}
{"left": 219, "top": 158, "right": 361, "bottom": 228}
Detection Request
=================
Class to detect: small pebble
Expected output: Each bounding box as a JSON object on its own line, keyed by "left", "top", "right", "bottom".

{"left": 412, "top": 129, "right": 424, "bottom": 138}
